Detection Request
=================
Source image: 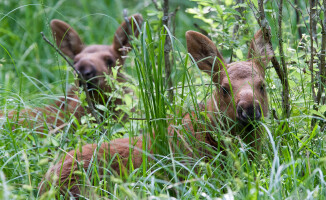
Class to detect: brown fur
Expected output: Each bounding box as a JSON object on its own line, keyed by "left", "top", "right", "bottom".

{"left": 1, "top": 14, "right": 143, "bottom": 132}
{"left": 39, "top": 30, "right": 273, "bottom": 197}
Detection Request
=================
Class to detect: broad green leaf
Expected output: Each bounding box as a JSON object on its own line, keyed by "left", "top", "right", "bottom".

{"left": 319, "top": 105, "right": 326, "bottom": 114}
{"left": 310, "top": 110, "right": 326, "bottom": 119}
{"left": 225, "top": 0, "right": 233, "bottom": 6}
{"left": 51, "top": 138, "right": 59, "bottom": 147}
{"left": 235, "top": 49, "right": 244, "bottom": 60}
{"left": 95, "top": 104, "right": 108, "bottom": 112}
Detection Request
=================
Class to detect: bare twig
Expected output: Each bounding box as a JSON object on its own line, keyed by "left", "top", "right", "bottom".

{"left": 193, "top": 23, "right": 210, "bottom": 39}
{"left": 152, "top": 0, "right": 162, "bottom": 11}
{"left": 287, "top": 0, "right": 310, "bottom": 32}
{"left": 278, "top": 0, "right": 290, "bottom": 118}
{"left": 163, "top": 0, "right": 174, "bottom": 102}
{"left": 309, "top": 0, "right": 317, "bottom": 102}
{"left": 310, "top": 0, "right": 318, "bottom": 46}
{"left": 294, "top": 0, "right": 304, "bottom": 38}
{"left": 323, "top": 1, "right": 326, "bottom": 105}
{"left": 232, "top": 0, "right": 246, "bottom": 39}
{"left": 316, "top": 1, "right": 326, "bottom": 105}
{"left": 248, "top": 0, "right": 284, "bottom": 82}
{"left": 272, "top": 109, "right": 279, "bottom": 121}
{"left": 169, "top": 6, "right": 179, "bottom": 85}
{"left": 123, "top": 9, "right": 132, "bottom": 37}
{"left": 169, "top": 6, "right": 179, "bottom": 37}
{"left": 248, "top": 2, "right": 260, "bottom": 24}
{"left": 122, "top": 9, "right": 132, "bottom": 59}
{"left": 286, "top": 60, "right": 320, "bottom": 65}
{"left": 41, "top": 32, "right": 104, "bottom": 130}
{"left": 249, "top": 0, "right": 290, "bottom": 117}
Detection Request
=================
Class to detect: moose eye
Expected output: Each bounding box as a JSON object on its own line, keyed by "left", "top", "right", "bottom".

{"left": 221, "top": 86, "right": 229, "bottom": 96}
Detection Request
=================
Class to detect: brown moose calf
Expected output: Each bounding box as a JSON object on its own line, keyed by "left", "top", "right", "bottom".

{"left": 39, "top": 29, "right": 273, "bottom": 197}
{"left": 1, "top": 14, "right": 143, "bottom": 132}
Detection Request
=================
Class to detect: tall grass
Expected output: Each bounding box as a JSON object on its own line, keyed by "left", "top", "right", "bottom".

{"left": 1, "top": 0, "right": 326, "bottom": 199}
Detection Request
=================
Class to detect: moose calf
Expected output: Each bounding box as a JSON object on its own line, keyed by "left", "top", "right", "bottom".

{"left": 39, "top": 29, "right": 273, "bottom": 197}
{"left": 1, "top": 14, "right": 143, "bottom": 132}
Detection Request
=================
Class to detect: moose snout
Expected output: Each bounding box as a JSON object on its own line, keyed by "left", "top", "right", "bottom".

{"left": 77, "top": 64, "right": 96, "bottom": 81}
{"left": 236, "top": 101, "right": 261, "bottom": 123}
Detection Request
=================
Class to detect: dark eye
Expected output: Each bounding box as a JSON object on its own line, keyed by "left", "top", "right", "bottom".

{"left": 221, "top": 86, "right": 229, "bottom": 96}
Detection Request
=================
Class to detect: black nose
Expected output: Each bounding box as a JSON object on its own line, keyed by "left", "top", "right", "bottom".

{"left": 236, "top": 103, "right": 261, "bottom": 123}
{"left": 78, "top": 65, "right": 96, "bottom": 81}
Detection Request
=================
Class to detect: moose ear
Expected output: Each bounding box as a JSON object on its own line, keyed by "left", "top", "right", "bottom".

{"left": 247, "top": 29, "right": 274, "bottom": 68}
{"left": 113, "top": 14, "right": 143, "bottom": 55}
{"left": 186, "top": 31, "right": 226, "bottom": 83}
{"left": 50, "top": 19, "right": 84, "bottom": 59}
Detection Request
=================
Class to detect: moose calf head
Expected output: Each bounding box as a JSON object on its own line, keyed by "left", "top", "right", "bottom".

{"left": 186, "top": 30, "right": 273, "bottom": 128}
{"left": 50, "top": 14, "right": 143, "bottom": 103}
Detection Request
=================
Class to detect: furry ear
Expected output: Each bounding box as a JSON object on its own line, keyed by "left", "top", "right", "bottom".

{"left": 247, "top": 29, "right": 274, "bottom": 68}
{"left": 50, "top": 19, "right": 84, "bottom": 59}
{"left": 113, "top": 14, "right": 143, "bottom": 55}
{"left": 186, "top": 31, "right": 226, "bottom": 83}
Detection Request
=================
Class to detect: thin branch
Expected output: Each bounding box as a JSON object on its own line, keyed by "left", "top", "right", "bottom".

{"left": 169, "top": 6, "right": 179, "bottom": 37}
{"left": 316, "top": 1, "right": 326, "bottom": 105}
{"left": 193, "top": 23, "right": 210, "bottom": 39}
{"left": 249, "top": 0, "right": 290, "bottom": 117}
{"left": 310, "top": 0, "right": 318, "bottom": 46}
{"left": 278, "top": 0, "right": 290, "bottom": 117}
{"left": 294, "top": 0, "right": 304, "bottom": 38}
{"left": 248, "top": 2, "right": 260, "bottom": 24}
{"left": 272, "top": 108, "right": 279, "bottom": 121}
{"left": 287, "top": 0, "right": 310, "bottom": 32}
{"left": 163, "top": 0, "right": 174, "bottom": 102}
{"left": 248, "top": 0, "right": 284, "bottom": 83}
{"left": 123, "top": 9, "right": 132, "bottom": 35}
{"left": 232, "top": 0, "right": 246, "bottom": 39}
{"left": 41, "top": 32, "right": 104, "bottom": 130}
{"left": 122, "top": 9, "right": 132, "bottom": 59}
{"left": 309, "top": 0, "right": 317, "bottom": 102}
{"left": 152, "top": 0, "right": 162, "bottom": 11}
{"left": 323, "top": 0, "right": 326, "bottom": 105}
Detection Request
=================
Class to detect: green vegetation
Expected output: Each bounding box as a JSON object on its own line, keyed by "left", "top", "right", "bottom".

{"left": 1, "top": 0, "right": 326, "bottom": 199}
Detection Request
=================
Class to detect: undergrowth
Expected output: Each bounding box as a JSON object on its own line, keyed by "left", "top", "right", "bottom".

{"left": 1, "top": 0, "right": 326, "bottom": 199}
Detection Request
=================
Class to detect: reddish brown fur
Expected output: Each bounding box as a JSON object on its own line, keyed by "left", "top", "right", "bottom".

{"left": 1, "top": 14, "right": 143, "bottom": 132}
{"left": 39, "top": 30, "right": 273, "bottom": 197}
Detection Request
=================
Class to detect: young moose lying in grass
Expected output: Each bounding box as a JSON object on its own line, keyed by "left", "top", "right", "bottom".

{"left": 1, "top": 14, "right": 142, "bottom": 132}
{"left": 39, "top": 29, "right": 273, "bottom": 197}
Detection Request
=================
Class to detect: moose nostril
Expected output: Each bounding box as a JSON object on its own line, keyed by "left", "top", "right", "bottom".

{"left": 237, "top": 103, "right": 262, "bottom": 123}
{"left": 84, "top": 70, "right": 94, "bottom": 78}
{"left": 236, "top": 106, "right": 246, "bottom": 121}
{"left": 254, "top": 102, "right": 262, "bottom": 120}
{"left": 255, "top": 109, "right": 261, "bottom": 120}
{"left": 79, "top": 66, "right": 96, "bottom": 80}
